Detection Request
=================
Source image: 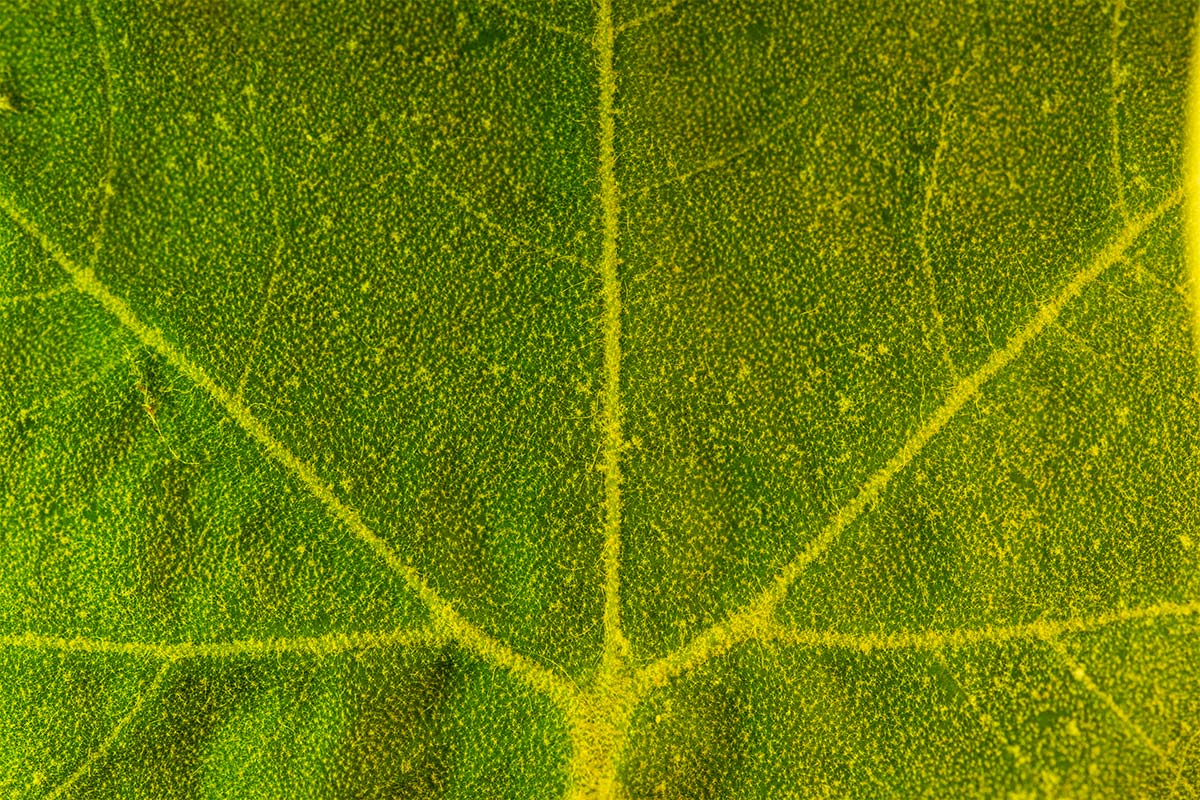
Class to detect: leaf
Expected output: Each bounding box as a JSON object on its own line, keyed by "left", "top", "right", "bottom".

{"left": 0, "top": 0, "right": 1197, "bottom": 797}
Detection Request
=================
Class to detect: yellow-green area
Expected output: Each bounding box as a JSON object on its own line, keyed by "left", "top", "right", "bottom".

{"left": 1, "top": 0, "right": 1198, "bottom": 797}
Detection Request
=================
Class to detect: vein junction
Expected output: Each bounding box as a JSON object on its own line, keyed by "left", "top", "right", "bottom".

{"left": 0, "top": 190, "right": 578, "bottom": 711}
{"left": 636, "top": 185, "right": 1184, "bottom": 692}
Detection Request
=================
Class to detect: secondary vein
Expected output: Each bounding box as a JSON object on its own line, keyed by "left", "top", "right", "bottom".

{"left": 636, "top": 185, "right": 1184, "bottom": 690}
{"left": 0, "top": 626, "right": 447, "bottom": 660}
{"left": 0, "top": 191, "right": 579, "bottom": 712}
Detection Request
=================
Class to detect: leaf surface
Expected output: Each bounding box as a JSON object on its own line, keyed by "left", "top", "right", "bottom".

{"left": 1, "top": 0, "right": 1198, "bottom": 797}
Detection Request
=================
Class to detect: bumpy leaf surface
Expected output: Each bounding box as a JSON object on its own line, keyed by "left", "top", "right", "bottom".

{"left": 1, "top": 0, "right": 1198, "bottom": 797}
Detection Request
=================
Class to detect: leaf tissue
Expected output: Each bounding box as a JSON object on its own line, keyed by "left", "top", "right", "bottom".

{"left": 1, "top": 0, "right": 1199, "bottom": 797}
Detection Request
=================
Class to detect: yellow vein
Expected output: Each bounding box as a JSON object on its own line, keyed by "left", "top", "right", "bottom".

{"left": 635, "top": 598, "right": 1200, "bottom": 692}
{"left": 0, "top": 193, "right": 579, "bottom": 711}
{"left": 631, "top": 108, "right": 803, "bottom": 197}
{"left": 1185, "top": 7, "right": 1200, "bottom": 373}
{"left": 8, "top": 343, "right": 124, "bottom": 428}
{"left": 85, "top": 0, "right": 117, "bottom": 269}
{"left": 761, "top": 599, "right": 1200, "bottom": 655}
{"left": 236, "top": 87, "right": 287, "bottom": 401}
{"left": 44, "top": 661, "right": 171, "bottom": 800}
{"left": 0, "top": 626, "right": 446, "bottom": 660}
{"left": 1108, "top": 0, "right": 1129, "bottom": 221}
{"left": 1168, "top": 733, "right": 1200, "bottom": 800}
{"left": 614, "top": 0, "right": 689, "bottom": 35}
{"left": 1048, "top": 639, "right": 1195, "bottom": 794}
{"left": 477, "top": 0, "right": 587, "bottom": 42}
{"left": 636, "top": 187, "right": 1184, "bottom": 691}
{"left": 932, "top": 651, "right": 1016, "bottom": 760}
{"left": 0, "top": 283, "right": 71, "bottom": 308}
{"left": 918, "top": 75, "right": 960, "bottom": 381}
{"left": 594, "top": 0, "right": 631, "bottom": 678}
{"left": 397, "top": 145, "right": 585, "bottom": 267}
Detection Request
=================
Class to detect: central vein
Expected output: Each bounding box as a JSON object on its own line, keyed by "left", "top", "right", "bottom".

{"left": 595, "top": 0, "right": 629, "bottom": 677}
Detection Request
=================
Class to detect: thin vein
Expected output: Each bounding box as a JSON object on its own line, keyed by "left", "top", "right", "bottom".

{"left": 396, "top": 143, "right": 586, "bottom": 267}
{"left": 1109, "top": 0, "right": 1129, "bottom": 221}
{"left": 636, "top": 187, "right": 1184, "bottom": 691}
{"left": 236, "top": 88, "right": 287, "bottom": 401}
{"left": 919, "top": 75, "right": 960, "bottom": 381}
{"left": 0, "top": 192, "right": 580, "bottom": 711}
{"left": 0, "top": 283, "right": 71, "bottom": 308}
{"left": 44, "top": 661, "right": 171, "bottom": 800}
{"left": 933, "top": 651, "right": 1015, "bottom": 757}
{"left": 631, "top": 109, "right": 803, "bottom": 196}
{"left": 6, "top": 336, "right": 124, "bottom": 429}
{"left": 595, "top": 0, "right": 630, "bottom": 678}
{"left": 615, "top": 0, "right": 689, "bottom": 35}
{"left": 477, "top": 0, "right": 587, "bottom": 41}
{"left": 85, "top": 0, "right": 117, "bottom": 269}
{"left": 0, "top": 626, "right": 446, "bottom": 661}
{"left": 1048, "top": 639, "right": 1196, "bottom": 794}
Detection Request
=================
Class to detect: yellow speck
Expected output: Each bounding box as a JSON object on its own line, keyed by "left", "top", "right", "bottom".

{"left": 1065, "top": 719, "right": 1081, "bottom": 737}
{"left": 0, "top": 95, "right": 14, "bottom": 113}
{"left": 1181, "top": 533, "right": 1194, "bottom": 550}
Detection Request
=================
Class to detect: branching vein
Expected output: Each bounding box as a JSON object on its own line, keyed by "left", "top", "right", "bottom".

{"left": 397, "top": 142, "right": 586, "bottom": 267}
{"left": 918, "top": 74, "right": 960, "bottom": 381}
{"left": 85, "top": 0, "right": 117, "bottom": 270}
{"left": 477, "top": 0, "right": 587, "bottom": 42}
{"left": 0, "top": 283, "right": 71, "bottom": 308}
{"left": 1048, "top": 639, "right": 1195, "bottom": 794}
{"left": 0, "top": 192, "right": 579, "bottom": 711}
{"left": 1108, "top": 0, "right": 1129, "bottom": 221}
{"left": 638, "top": 597, "right": 1200, "bottom": 690}
{"left": 44, "top": 661, "right": 171, "bottom": 800}
{"left": 236, "top": 86, "right": 287, "bottom": 401}
{"left": 631, "top": 109, "right": 803, "bottom": 197}
{"left": 636, "top": 186, "right": 1183, "bottom": 690}
{"left": 615, "top": 0, "right": 689, "bottom": 35}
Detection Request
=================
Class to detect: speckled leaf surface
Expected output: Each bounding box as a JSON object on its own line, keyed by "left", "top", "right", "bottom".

{"left": 1, "top": 0, "right": 1198, "bottom": 797}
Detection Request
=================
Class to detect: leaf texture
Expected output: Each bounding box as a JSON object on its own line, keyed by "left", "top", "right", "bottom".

{"left": 1, "top": 0, "right": 1198, "bottom": 797}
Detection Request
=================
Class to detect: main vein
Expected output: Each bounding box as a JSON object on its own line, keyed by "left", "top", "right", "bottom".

{"left": 595, "top": 0, "right": 630, "bottom": 677}
{"left": 636, "top": 185, "right": 1184, "bottom": 690}
{"left": 0, "top": 193, "right": 578, "bottom": 711}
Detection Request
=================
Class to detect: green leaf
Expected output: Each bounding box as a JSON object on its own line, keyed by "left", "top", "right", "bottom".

{"left": 1, "top": 0, "right": 1198, "bottom": 797}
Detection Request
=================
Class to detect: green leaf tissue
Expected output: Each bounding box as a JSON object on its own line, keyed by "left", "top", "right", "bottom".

{"left": 1, "top": 0, "right": 1198, "bottom": 797}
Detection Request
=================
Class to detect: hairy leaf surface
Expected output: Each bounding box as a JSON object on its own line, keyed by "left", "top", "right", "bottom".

{"left": 1, "top": 0, "right": 1198, "bottom": 797}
